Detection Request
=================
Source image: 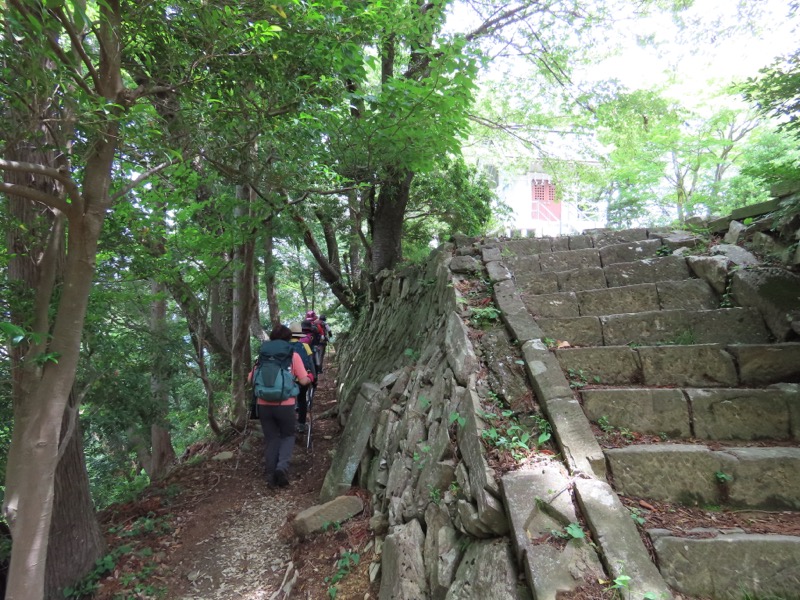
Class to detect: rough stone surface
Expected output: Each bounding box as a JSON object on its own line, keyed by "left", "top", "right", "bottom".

{"left": 556, "top": 267, "right": 607, "bottom": 292}
{"left": 688, "top": 388, "right": 794, "bottom": 440}
{"left": 519, "top": 271, "right": 559, "bottom": 294}
{"left": 653, "top": 533, "right": 800, "bottom": 600}
{"left": 502, "top": 465, "right": 603, "bottom": 600}
{"left": 588, "top": 227, "right": 648, "bottom": 247}
{"left": 728, "top": 343, "right": 800, "bottom": 385}
{"left": 606, "top": 444, "right": 736, "bottom": 505}
{"left": 604, "top": 256, "right": 690, "bottom": 287}
{"left": 480, "top": 326, "right": 531, "bottom": 414}
{"left": 444, "top": 539, "right": 529, "bottom": 600}
{"left": 723, "top": 219, "right": 747, "bottom": 244}
{"left": 379, "top": 519, "right": 428, "bottom": 600}
{"left": 555, "top": 346, "right": 642, "bottom": 385}
{"left": 539, "top": 248, "right": 601, "bottom": 273}
{"left": 687, "top": 255, "right": 731, "bottom": 295}
{"left": 522, "top": 291, "right": 580, "bottom": 318}
{"left": 320, "top": 383, "right": 386, "bottom": 502}
{"left": 538, "top": 316, "right": 604, "bottom": 347}
{"left": 482, "top": 247, "right": 502, "bottom": 263}
{"left": 292, "top": 495, "right": 365, "bottom": 536}
{"left": 493, "top": 280, "right": 545, "bottom": 343}
{"left": 598, "top": 239, "right": 662, "bottom": 266}
{"left": 656, "top": 279, "right": 718, "bottom": 311}
{"left": 711, "top": 243, "right": 760, "bottom": 266}
{"left": 485, "top": 260, "right": 511, "bottom": 283}
{"left": 730, "top": 267, "right": 800, "bottom": 340}
{"left": 574, "top": 478, "right": 674, "bottom": 600}
{"left": 725, "top": 447, "right": 800, "bottom": 509}
{"left": 638, "top": 344, "right": 738, "bottom": 387}
{"left": 423, "top": 504, "right": 462, "bottom": 600}
{"left": 581, "top": 388, "right": 690, "bottom": 437}
{"left": 445, "top": 312, "right": 479, "bottom": 386}
{"left": 522, "top": 341, "right": 575, "bottom": 403}
{"left": 543, "top": 397, "right": 606, "bottom": 478}
{"left": 568, "top": 235, "right": 594, "bottom": 250}
{"left": 449, "top": 255, "right": 481, "bottom": 274}
{"left": 576, "top": 284, "right": 660, "bottom": 316}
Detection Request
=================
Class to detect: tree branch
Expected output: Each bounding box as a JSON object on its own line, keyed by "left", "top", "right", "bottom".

{"left": 0, "top": 158, "right": 82, "bottom": 207}
{"left": 0, "top": 183, "right": 71, "bottom": 215}
{"left": 111, "top": 157, "right": 184, "bottom": 202}
{"left": 51, "top": 6, "right": 102, "bottom": 91}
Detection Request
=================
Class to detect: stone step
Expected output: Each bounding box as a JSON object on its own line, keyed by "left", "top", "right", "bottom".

{"left": 650, "top": 531, "right": 800, "bottom": 599}
{"left": 606, "top": 444, "right": 800, "bottom": 510}
{"left": 522, "top": 280, "right": 718, "bottom": 319}
{"left": 580, "top": 386, "right": 800, "bottom": 441}
{"left": 555, "top": 343, "right": 800, "bottom": 387}
{"left": 539, "top": 307, "right": 769, "bottom": 347}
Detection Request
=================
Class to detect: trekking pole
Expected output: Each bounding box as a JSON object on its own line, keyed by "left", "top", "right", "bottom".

{"left": 306, "top": 384, "right": 314, "bottom": 451}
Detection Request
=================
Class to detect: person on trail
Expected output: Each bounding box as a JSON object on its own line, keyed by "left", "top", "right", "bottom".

{"left": 290, "top": 322, "right": 316, "bottom": 434}
{"left": 249, "top": 324, "right": 311, "bottom": 488}
{"left": 304, "top": 311, "right": 328, "bottom": 375}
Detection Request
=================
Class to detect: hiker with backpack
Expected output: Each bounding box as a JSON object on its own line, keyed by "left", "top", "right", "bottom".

{"left": 305, "top": 310, "right": 328, "bottom": 375}
{"left": 249, "top": 324, "right": 312, "bottom": 488}
{"left": 290, "top": 322, "right": 316, "bottom": 434}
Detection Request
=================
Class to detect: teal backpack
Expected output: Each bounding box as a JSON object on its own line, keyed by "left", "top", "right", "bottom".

{"left": 253, "top": 340, "right": 299, "bottom": 403}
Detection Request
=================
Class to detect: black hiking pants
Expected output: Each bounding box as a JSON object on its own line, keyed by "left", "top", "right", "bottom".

{"left": 296, "top": 385, "right": 310, "bottom": 425}
{"left": 258, "top": 403, "right": 295, "bottom": 482}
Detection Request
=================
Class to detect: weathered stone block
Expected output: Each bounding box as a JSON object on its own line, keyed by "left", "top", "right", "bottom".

{"left": 727, "top": 343, "right": 800, "bottom": 385}
{"left": 589, "top": 227, "right": 648, "bottom": 247}
{"left": 726, "top": 447, "right": 800, "bottom": 509}
{"left": 320, "top": 383, "right": 387, "bottom": 502}
{"left": 638, "top": 345, "right": 738, "bottom": 387}
{"left": 505, "top": 255, "right": 541, "bottom": 277}
{"left": 574, "top": 478, "right": 674, "bottom": 600}
{"left": 485, "top": 260, "right": 511, "bottom": 283}
{"left": 482, "top": 246, "right": 502, "bottom": 262}
{"left": 379, "top": 519, "right": 428, "bottom": 600}
{"left": 522, "top": 341, "right": 575, "bottom": 402}
{"left": 606, "top": 444, "right": 737, "bottom": 505}
{"left": 555, "top": 346, "right": 642, "bottom": 385}
{"left": 581, "top": 388, "right": 690, "bottom": 437}
{"left": 522, "top": 291, "right": 580, "bottom": 318}
{"left": 568, "top": 235, "right": 594, "bottom": 250}
{"left": 445, "top": 540, "right": 528, "bottom": 600}
{"left": 518, "top": 271, "right": 559, "bottom": 294}
{"left": 656, "top": 279, "right": 718, "bottom": 311}
{"left": 687, "top": 255, "right": 730, "bottom": 295}
{"left": 544, "top": 397, "right": 606, "bottom": 478}
{"left": 689, "top": 307, "right": 771, "bottom": 344}
{"left": 538, "top": 316, "right": 604, "bottom": 347}
{"left": 539, "top": 248, "right": 601, "bottom": 273}
{"left": 556, "top": 266, "right": 608, "bottom": 292}
{"left": 424, "top": 504, "right": 462, "bottom": 600}
{"left": 653, "top": 533, "right": 800, "bottom": 600}
{"left": 493, "top": 280, "right": 545, "bottom": 343}
{"left": 605, "top": 256, "right": 690, "bottom": 287}
{"left": 601, "top": 309, "right": 694, "bottom": 346}
{"left": 293, "top": 495, "right": 365, "bottom": 536}
{"left": 711, "top": 243, "right": 760, "bottom": 267}
{"left": 445, "top": 312, "right": 478, "bottom": 387}
{"left": 576, "top": 283, "right": 660, "bottom": 316}
{"left": 730, "top": 267, "right": 800, "bottom": 340}
{"left": 502, "top": 465, "right": 603, "bottom": 600}
{"left": 599, "top": 239, "right": 662, "bottom": 266}
{"left": 688, "top": 388, "right": 793, "bottom": 440}
{"left": 551, "top": 236, "right": 570, "bottom": 251}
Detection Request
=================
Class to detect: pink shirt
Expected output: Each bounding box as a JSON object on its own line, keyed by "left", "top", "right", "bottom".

{"left": 254, "top": 352, "right": 307, "bottom": 407}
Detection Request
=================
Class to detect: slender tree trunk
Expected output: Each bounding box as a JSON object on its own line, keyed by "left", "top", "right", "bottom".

{"left": 264, "top": 228, "right": 281, "bottom": 329}
{"left": 148, "top": 281, "right": 175, "bottom": 479}
{"left": 46, "top": 391, "right": 105, "bottom": 600}
{"left": 231, "top": 186, "right": 256, "bottom": 428}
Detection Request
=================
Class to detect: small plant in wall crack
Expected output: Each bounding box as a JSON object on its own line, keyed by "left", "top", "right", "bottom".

{"left": 325, "top": 550, "right": 360, "bottom": 599}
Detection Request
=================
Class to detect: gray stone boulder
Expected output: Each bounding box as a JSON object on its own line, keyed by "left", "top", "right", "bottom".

{"left": 711, "top": 243, "right": 760, "bottom": 266}
{"left": 292, "top": 495, "right": 365, "bottom": 536}
{"left": 687, "top": 254, "right": 730, "bottom": 295}
{"left": 445, "top": 312, "right": 478, "bottom": 386}
{"left": 379, "top": 519, "right": 428, "bottom": 599}
{"left": 730, "top": 267, "right": 800, "bottom": 340}
{"left": 450, "top": 255, "right": 481, "bottom": 274}
{"left": 445, "top": 539, "right": 529, "bottom": 600}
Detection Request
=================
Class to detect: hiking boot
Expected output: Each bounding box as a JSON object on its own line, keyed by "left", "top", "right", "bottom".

{"left": 265, "top": 473, "right": 277, "bottom": 489}
{"left": 275, "top": 468, "right": 289, "bottom": 487}
{"left": 296, "top": 423, "right": 307, "bottom": 434}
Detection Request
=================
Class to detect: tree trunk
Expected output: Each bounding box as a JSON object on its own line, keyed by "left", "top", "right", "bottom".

{"left": 371, "top": 168, "right": 414, "bottom": 274}
{"left": 148, "top": 281, "right": 175, "bottom": 480}
{"left": 45, "top": 391, "right": 105, "bottom": 600}
{"left": 231, "top": 186, "right": 256, "bottom": 428}
{"left": 264, "top": 228, "right": 281, "bottom": 329}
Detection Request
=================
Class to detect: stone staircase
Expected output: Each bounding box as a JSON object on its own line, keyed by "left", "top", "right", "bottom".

{"left": 483, "top": 227, "right": 800, "bottom": 600}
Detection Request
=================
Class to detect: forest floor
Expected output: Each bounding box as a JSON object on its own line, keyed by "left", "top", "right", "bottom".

{"left": 94, "top": 363, "right": 379, "bottom": 600}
